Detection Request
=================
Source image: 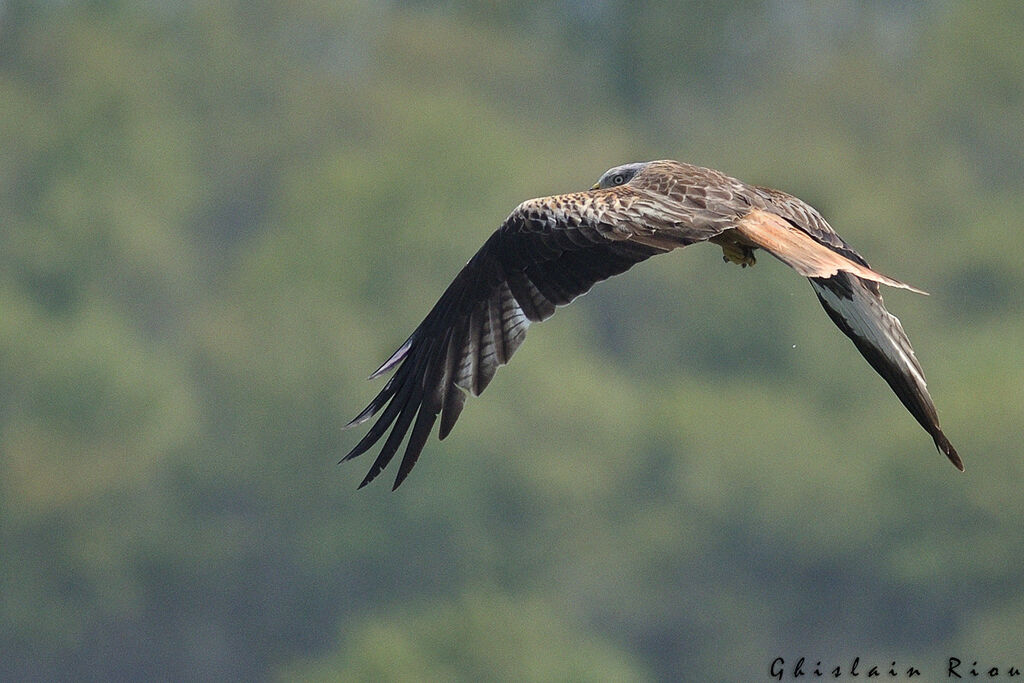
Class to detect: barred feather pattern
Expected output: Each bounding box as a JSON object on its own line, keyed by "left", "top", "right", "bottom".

{"left": 341, "top": 190, "right": 672, "bottom": 489}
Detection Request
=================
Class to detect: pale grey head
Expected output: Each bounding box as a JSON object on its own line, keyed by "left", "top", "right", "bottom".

{"left": 592, "top": 162, "right": 649, "bottom": 190}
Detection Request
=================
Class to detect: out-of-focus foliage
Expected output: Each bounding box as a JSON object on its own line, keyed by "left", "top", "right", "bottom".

{"left": 1, "top": 1, "right": 1022, "bottom": 679}
{"left": 281, "top": 591, "right": 650, "bottom": 681}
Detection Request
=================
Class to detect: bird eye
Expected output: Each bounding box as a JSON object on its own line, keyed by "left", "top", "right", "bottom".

{"left": 612, "top": 174, "right": 625, "bottom": 185}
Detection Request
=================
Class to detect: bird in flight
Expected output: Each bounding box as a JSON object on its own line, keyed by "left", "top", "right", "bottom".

{"left": 343, "top": 160, "right": 961, "bottom": 489}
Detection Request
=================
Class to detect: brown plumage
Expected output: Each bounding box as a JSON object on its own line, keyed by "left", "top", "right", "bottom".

{"left": 344, "top": 160, "right": 961, "bottom": 489}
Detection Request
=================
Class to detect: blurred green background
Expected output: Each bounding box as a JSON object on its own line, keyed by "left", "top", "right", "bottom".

{"left": 2, "top": 1, "right": 1023, "bottom": 680}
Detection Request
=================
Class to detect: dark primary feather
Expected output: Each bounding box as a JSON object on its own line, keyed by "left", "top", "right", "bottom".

{"left": 342, "top": 197, "right": 663, "bottom": 489}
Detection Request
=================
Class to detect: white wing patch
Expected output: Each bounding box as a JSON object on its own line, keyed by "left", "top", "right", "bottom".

{"left": 811, "top": 279, "right": 928, "bottom": 390}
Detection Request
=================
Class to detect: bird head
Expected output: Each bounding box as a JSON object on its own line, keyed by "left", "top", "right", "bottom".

{"left": 591, "top": 162, "right": 648, "bottom": 190}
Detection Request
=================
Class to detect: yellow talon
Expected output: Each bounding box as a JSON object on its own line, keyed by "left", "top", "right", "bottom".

{"left": 721, "top": 243, "right": 756, "bottom": 268}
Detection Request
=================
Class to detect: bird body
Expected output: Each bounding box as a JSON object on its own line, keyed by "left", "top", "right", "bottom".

{"left": 344, "top": 160, "right": 962, "bottom": 489}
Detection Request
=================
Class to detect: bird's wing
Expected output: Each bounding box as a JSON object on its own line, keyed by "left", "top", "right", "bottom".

{"left": 810, "top": 274, "right": 962, "bottom": 470}
{"left": 744, "top": 190, "right": 962, "bottom": 470}
{"left": 343, "top": 188, "right": 694, "bottom": 489}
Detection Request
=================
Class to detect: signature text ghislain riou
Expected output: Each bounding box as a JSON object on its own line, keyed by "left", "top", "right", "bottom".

{"left": 770, "top": 656, "right": 1022, "bottom": 679}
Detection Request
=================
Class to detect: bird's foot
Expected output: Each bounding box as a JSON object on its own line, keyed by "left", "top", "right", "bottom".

{"left": 721, "top": 243, "right": 756, "bottom": 268}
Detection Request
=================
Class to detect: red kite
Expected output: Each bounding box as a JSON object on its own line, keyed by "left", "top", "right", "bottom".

{"left": 344, "top": 160, "right": 961, "bottom": 489}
